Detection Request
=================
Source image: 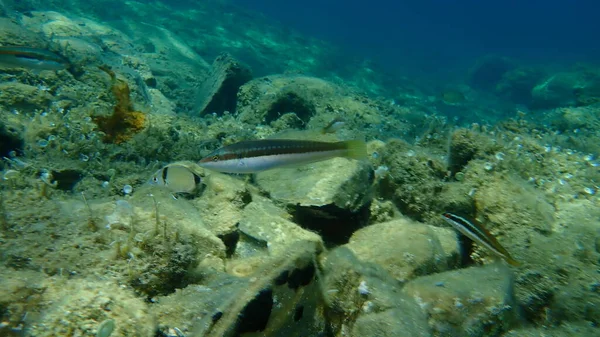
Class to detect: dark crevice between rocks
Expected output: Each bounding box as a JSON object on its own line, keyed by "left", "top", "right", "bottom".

{"left": 0, "top": 123, "right": 24, "bottom": 158}
{"left": 211, "top": 311, "right": 223, "bottom": 323}
{"left": 202, "top": 76, "right": 244, "bottom": 115}
{"left": 218, "top": 227, "right": 240, "bottom": 258}
{"left": 293, "top": 305, "right": 304, "bottom": 322}
{"left": 287, "top": 263, "right": 315, "bottom": 290}
{"left": 233, "top": 288, "right": 273, "bottom": 335}
{"left": 291, "top": 203, "right": 371, "bottom": 247}
{"left": 457, "top": 233, "right": 476, "bottom": 267}
{"left": 274, "top": 270, "right": 289, "bottom": 286}
{"left": 50, "top": 169, "right": 84, "bottom": 191}
{"left": 197, "top": 53, "right": 252, "bottom": 116}
{"left": 265, "top": 92, "right": 315, "bottom": 125}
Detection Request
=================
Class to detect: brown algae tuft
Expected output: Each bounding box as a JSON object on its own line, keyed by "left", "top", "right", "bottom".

{"left": 93, "top": 65, "right": 146, "bottom": 144}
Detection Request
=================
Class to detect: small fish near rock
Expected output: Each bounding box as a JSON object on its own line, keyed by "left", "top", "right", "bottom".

{"left": 148, "top": 161, "right": 205, "bottom": 195}
{"left": 442, "top": 212, "right": 520, "bottom": 266}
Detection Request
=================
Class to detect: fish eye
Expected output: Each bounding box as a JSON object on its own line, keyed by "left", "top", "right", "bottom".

{"left": 152, "top": 176, "right": 158, "bottom": 182}
{"left": 212, "top": 155, "right": 219, "bottom": 162}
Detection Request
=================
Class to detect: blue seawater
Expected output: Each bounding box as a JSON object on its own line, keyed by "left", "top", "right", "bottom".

{"left": 231, "top": 0, "right": 600, "bottom": 77}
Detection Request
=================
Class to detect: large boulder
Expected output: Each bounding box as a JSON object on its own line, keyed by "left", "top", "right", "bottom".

{"left": 256, "top": 157, "right": 373, "bottom": 244}
{"left": 345, "top": 218, "right": 461, "bottom": 283}
{"left": 403, "top": 264, "right": 517, "bottom": 337}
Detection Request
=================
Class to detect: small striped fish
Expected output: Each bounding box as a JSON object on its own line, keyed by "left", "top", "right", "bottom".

{"left": 149, "top": 161, "right": 203, "bottom": 194}
{"left": 442, "top": 212, "right": 521, "bottom": 266}
{"left": 0, "top": 46, "right": 69, "bottom": 71}
{"left": 198, "top": 139, "right": 367, "bottom": 174}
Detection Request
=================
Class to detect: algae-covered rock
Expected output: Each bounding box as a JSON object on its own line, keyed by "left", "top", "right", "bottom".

{"left": 0, "top": 17, "right": 47, "bottom": 47}
{"left": 152, "top": 240, "right": 324, "bottom": 337}
{"left": 352, "top": 309, "right": 431, "bottom": 337}
{"left": 193, "top": 172, "right": 253, "bottom": 237}
{"left": 447, "top": 128, "right": 494, "bottom": 175}
{"left": 238, "top": 198, "right": 323, "bottom": 257}
{"left": 105, "top": 189, "right": 227, "bottom": 296}
{"left": 435, "top": 181, "right": 476, "bottom": 219}
{"left": 236, "top": 75, "right": 333, "bottom": 126}
{"left": 529, "top": 68, "right": 600, "bottom": 109}
{"left": 549, "top": 105, "right": 600, "bottom": 132}
{"left": 495, "top": 66, "right": 546, "bottom": 104}
{"left": 320, "top": 246, "right": 432, "bottom": 337}
{"left": 345, "top": 218, "right": 460, "bottom": 283}
{"left": 196, "top": 53, "right": 252, "bottom": 116}
{"left": 378, "top": 139, "right": 447, "bottom": 221}
{"left": 0, "top": 269, "right": 46, "bottom": 334}
{"left": 27, "top": 278, "right": 155, "bottom": 337}
{"left": 255, "top": 157, "right": 373, "bottom": 244}
{"left": 403, "top": 264, "right": 517, "bottom": 337}
{"left": 474, "top": 173, "right": 554, "bottom": 236}
{"left": 468, "top": 56, "right": 515, "bottom": 91}
{"left": 236, "top": 74, "right": 384, "bottom": 129}
{"left": 0, "top": 82, "right": 54, "bottom": 112}
{"left": 512, "top": 197, "right": 600, "bottom": 326}
{"left": 256, "top": 158, "right": 372, "bottom": 211}
{"left": 531, "top": 72, "right": 581, "bottom": 109}
{"left": 503, "top": 322, "right": 600, "bottom": 337}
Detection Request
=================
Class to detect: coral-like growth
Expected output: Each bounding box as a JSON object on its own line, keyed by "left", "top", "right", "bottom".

{"left": 94, "top": 66, "right": 146, "bottom": 144}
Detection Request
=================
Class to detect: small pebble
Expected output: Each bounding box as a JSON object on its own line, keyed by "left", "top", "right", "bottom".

{"left": 583, "top": 187, "right": 595, "bottom": 195}
{"left": 358, "top": 280, "right": 370, "bottom": 295}
{"left": 123, "top": 185, "right": 133, "bottom": 195}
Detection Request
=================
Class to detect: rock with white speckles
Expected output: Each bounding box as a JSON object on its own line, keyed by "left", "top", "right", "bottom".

{"left": 345, "top": 218, "right": 461, "bottom": 283}
{"left": 238, "top": 198, "right": 323, "bottom": 257}
{"left": 255, "top": 157, "right": 373, "bottom": 244}
{"left": 403, "top": 264, "right": 517, "bottom": 337}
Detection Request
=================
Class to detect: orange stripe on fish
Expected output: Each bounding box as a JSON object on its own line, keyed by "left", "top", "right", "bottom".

{"left": 442, "top": 212, "right": 521, "bottom": 266}
{"left": 199, "top": 139, "right": 367, "bottom": 174}
{"left": 0, "top": 46, "right": 69, "bottom": 71}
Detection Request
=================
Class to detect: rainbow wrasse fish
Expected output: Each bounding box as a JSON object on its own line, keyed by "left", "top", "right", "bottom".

{"left": 442, "top": 212, "right": 521, "bottom": 266}
{"left": 0, "top": 46, "right": 69, "bottom": 71}
{"left": 198, "top": 139, "right": 367, "bottom": 174}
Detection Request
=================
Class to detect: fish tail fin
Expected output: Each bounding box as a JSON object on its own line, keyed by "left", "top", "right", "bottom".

{"left": 505, "top": 255, "right": 521, "bottom": 267}
{"left": 343, "top": 140, "right": 368, "bottom": 160}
